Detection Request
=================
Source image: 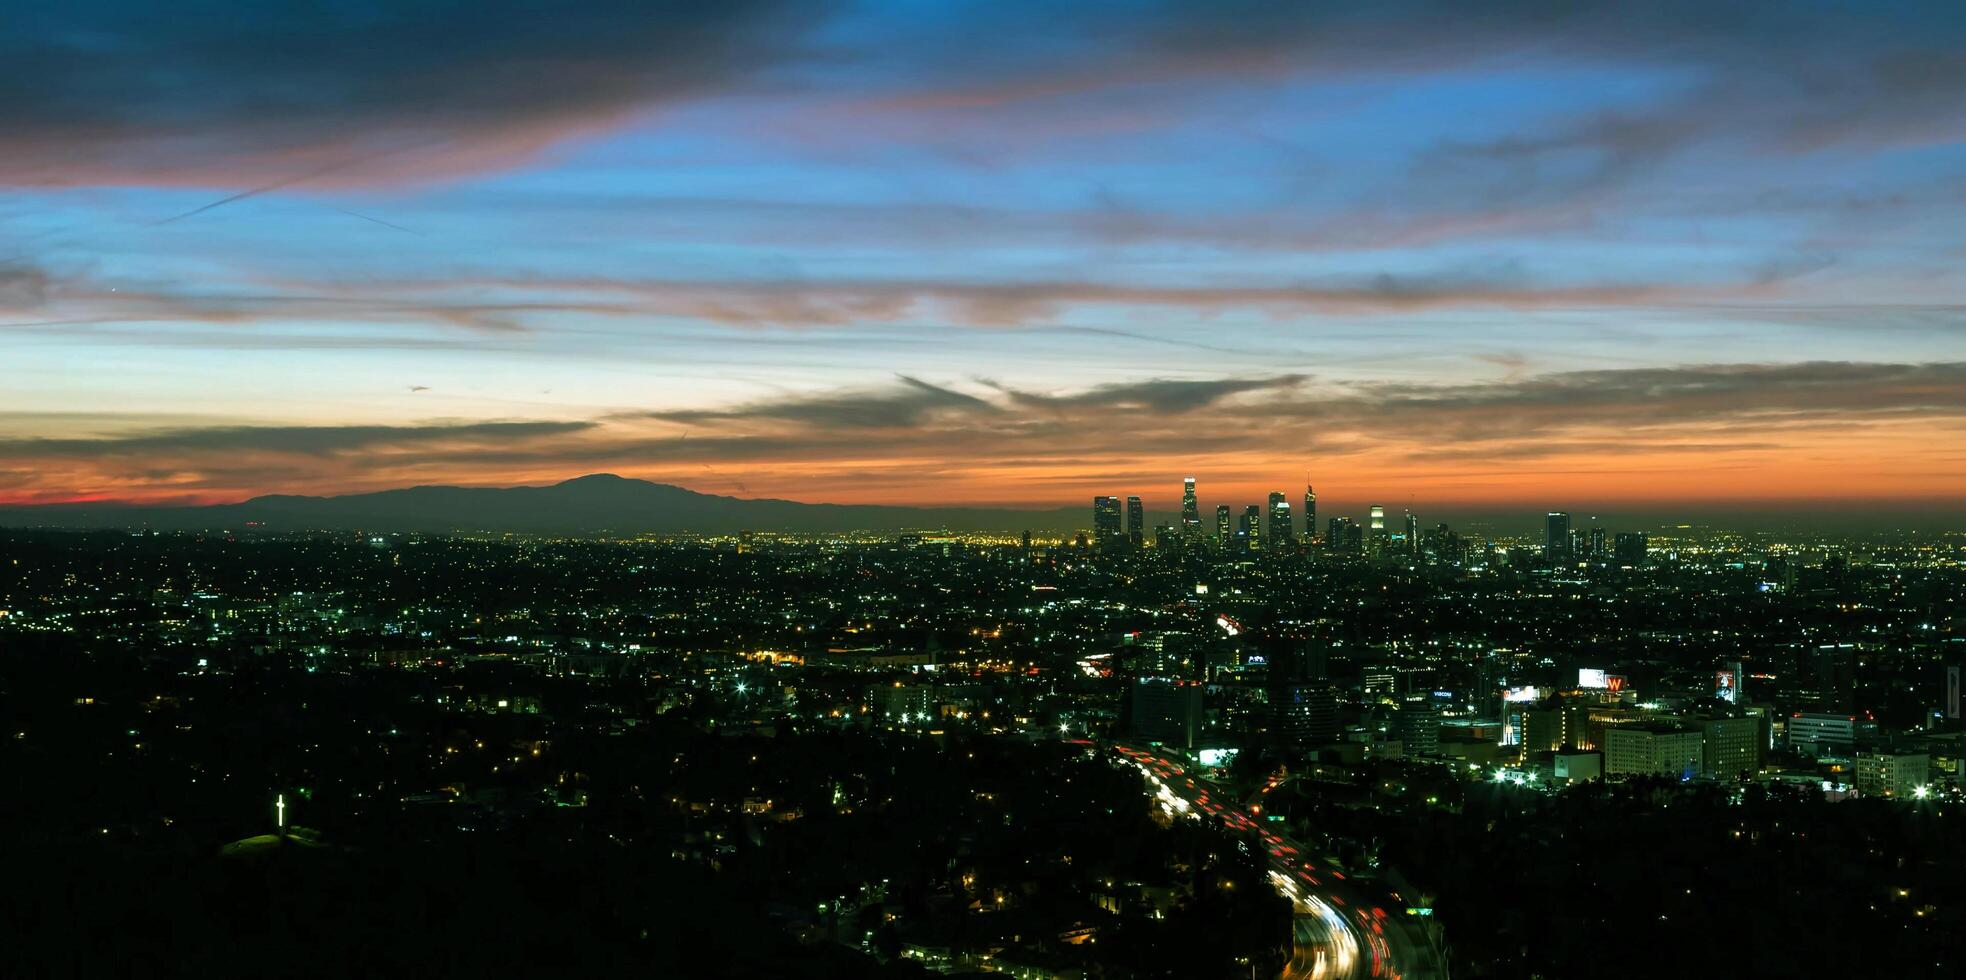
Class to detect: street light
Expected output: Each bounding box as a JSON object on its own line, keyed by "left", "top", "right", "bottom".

{"left": 1913, "top": 784, "right": 1930, "bottom": 800}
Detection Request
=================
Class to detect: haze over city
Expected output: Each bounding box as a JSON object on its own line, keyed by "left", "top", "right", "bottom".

{"left": 3, "top": 2, "right": 1963, "bottom": 516}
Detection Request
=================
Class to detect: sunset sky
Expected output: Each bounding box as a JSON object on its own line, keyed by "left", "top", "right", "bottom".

{"left": 3, "top": 2, "right": 1964, "bottom": 518}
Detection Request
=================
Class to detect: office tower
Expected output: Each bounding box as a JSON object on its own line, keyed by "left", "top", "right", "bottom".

{"left": 1130, "top": 679, "right": 1203, "bottom": 750}
{"left": 1545, "top": 512, "right": 1572, "bottom": 561}
{"left": 1239, "top": 505, "right": 1261, "bottom": 553}
{"left": 1154, "top": 523, "right": 1175, "bottom": 550}
{"left": 1126, "top": 495, "right": 1144, "bottom": 549}
{"left": 1614, "top": 531, "right": 1647, "bottom": 565}
{"left": 1604, "top": 724, "right": 1704, "bottom": 778}
{"left": 1215, "top": 505, "right": 1231, "bottom": 551}
{"left": 1369, "top": 504, "right": 1386, "bottom": 555}
{"left": 1181, "top": 477, "right": 1200, "bottom": 538}
{"left": 1853, "top": 750, "right": 1929, "bottom": 799}
{"left": 1404, "top": 512, "right": 1419, "bottom": 557}
{"left": 1424, "top": 521, "right": 1460, "bottom": 563}
{"left": 1329, "top": 517, "right": 1358, "bottom": 554}
{"left": 1787, "top": 712, "right": 1856, "bottom": 757}
{"left": 1588, "top": 525, "right": 1606, "bottom": 559}
{"left": 1267, "top": 492, "right": 1292, "bottom": 551}
{"left": 1303, "top": 483, "right": 1317, "bottom": 544}
{"left": 1093, "top": 496, "right": 1123, "bottom": 550}
{"left": 1273, "top": 684, "right": 1340, "bottom": 744}
{"left": 1396, "top": 700, "right": 1441, "bottom": 756}
{"left": 1697, "top": 715, "right": 1761, "bottom": 779}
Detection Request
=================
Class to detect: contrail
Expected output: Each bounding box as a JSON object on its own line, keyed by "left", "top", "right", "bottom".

{"left": 336, "top": 208, "right": 423, "bottom": 236}
{"left": 148, "top": 139, "right": 444, "bottom": 226}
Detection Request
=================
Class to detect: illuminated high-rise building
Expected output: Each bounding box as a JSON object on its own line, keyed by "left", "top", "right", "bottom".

{"left": 1239, "top": 505, "right": 1261, "bottom": 553}
{"left": 1267, "top": 492, "right": 1292, "bottom": 551}
{"left": 1328, "top": 517, "right": 1359, "bottom": 554}
{"left": 1126, "top": 495, "right": 1144, "bottom": 549}
{"left": 1093, "top": 496, "right": 1123, "bottom": 550}
{"left": 1614, "top": 531, "right": 1648, "bottom": 565}
{"left": 1588, "top": 524, "right": 1606, "bottom": 559}
{"left": 1404, "top": 511, "right": 1419, "bottom": 557}
{"left": 1303, "top": 483, "right": 1317, "bottom": 544}
{"left": 1369, "top": 504, "right": 1387, "bottom": 556}
{"left": 1181, "top": 478, "right": 1200, "bottom": 538}
{"left": 1215, "top": 505, "right": 1231, "bottom": 551}
{"left": 1545, "top": 512, "right": 1572, "bottom": 561}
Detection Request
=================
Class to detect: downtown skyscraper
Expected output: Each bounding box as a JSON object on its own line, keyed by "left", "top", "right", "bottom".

{"left": 1093, "top": 496, "right": 1123, "bottom": 550}
{"left": 1181, "top": 478, "right": 1200, "bottom": 539}
{"left": 1545, "top": 512, "right": 1572, "bottom": 561}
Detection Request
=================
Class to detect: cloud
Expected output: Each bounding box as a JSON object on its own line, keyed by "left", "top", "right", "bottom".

{"left": 615, "top": 361, "right": 1966, "bottom": 463}
{"left": 3, "top": 363, "right": 1962, "bottom": 506}
{"left": 0, "top": 263, "right": 50, "bottom": 306}
{"left": 0, "top": 420, "right": 594, "bottom": 458}
{"left": 8, "top": 1, "right": 1960, "bottom": 197}
{"left": 991, "top": 375, "right": 1306, "bottom": 414}
{"left": 279, "top": 270, "right": 1743, "bottom": 330}
{"left": 648, "top": 375, "right": 999, "bottom": 428}
{"left": 0, "top": 0, "right": 820, "bottom": 188}
{"left": 0, "top": 263, "right": 605, "bottom": 333}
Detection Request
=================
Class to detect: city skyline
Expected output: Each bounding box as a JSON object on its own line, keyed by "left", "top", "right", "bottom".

{"left": 3, "top": 3, "right": 1965, "bottom": 512}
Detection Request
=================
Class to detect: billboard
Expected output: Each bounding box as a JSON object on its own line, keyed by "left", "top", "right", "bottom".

{"left": 1578, "top": 668, "right": 1609, "bottom": 689}
{"left": 1501, "top": 685, "right": 1541, "bottom": 703}
{"left": 1716, "top": 662, "right": 1743, "bottom": 703}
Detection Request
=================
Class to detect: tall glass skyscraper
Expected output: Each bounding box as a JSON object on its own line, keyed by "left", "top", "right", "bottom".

{"left": 1267, "top": 492, "right": 1292, "bottom": 550}
{"left": 1545, "top": 512, "right": 1572, "bottom": 560}
{"left": 1125, "top": 496, "right": 1144, "bottom": 549}
{"left": 1303, "top": 483, "right": 1316, "bottom": 545}
{"left": 1093, "top": 496, "right": 1123, "bottom": 549}
{"left": 1329, "top": 517, "right": 1359, "bottom": 554}
{"left": 1181, "top": 478, "right": 1200, "bottom": 538}
{"left": 1215, "top": 505, "right": 1231, "bottom": 551}
{"left": 1369, "top": 504, "right": 1387, "bottom": 555}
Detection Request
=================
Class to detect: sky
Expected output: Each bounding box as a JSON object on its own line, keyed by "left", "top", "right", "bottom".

{"left": 2, "top": 1, "right": 1964, "bottom": 520}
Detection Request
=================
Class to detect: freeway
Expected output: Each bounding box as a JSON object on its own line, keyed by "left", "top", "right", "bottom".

{"left": 1113, "top": 744, "right": 1445, "bottom": 980}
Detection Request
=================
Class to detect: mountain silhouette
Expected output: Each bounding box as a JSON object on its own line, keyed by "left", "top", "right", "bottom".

{"left": 0, "top": 474, "right": 1084, "bottom": 534}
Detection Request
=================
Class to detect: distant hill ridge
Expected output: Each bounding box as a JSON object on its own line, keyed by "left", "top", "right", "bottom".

{"left": 0, "top": 474, "right": 1084, "bottom": 533}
